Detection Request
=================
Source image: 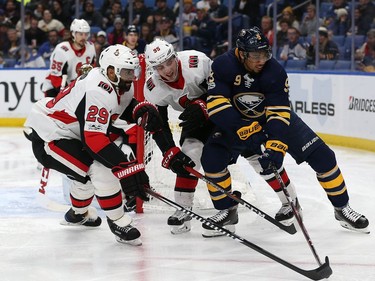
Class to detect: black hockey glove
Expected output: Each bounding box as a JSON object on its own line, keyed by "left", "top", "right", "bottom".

{"left": 258, "top": 140, "right": 288, "bottom": 175}
{"left": 178, "top": 99, "right": 208, "bottom": 132}
{"left": 112, "top": 161, "right": 150, "bottom": 201}
{"left": 161, "top": 147, "right": 195, "bottom": 176}
{"left": 236, "top": 121, "right": 266, "bottom": 155}
{"left": 132, "top": 101, "right": 163, "bottom": 132}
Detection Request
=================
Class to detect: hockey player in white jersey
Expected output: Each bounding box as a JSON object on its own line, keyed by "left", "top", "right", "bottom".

{"left": 25, "top": 45, "right": 195, "bottom": 245}
{"left": 144, "top": 38, "right": 214, "bottom": 234}
{"left": 42, "top": 18, "right": 96, "bottom": 97}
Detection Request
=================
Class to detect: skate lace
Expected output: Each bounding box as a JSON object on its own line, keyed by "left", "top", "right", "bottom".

{"left": 278, "top": 204, "right": 292, "bottom": 215}
{"left": 342, "top": 206, "right": 362, "bottom": 222}
{"left": 172, "top": 210, "right": 190, "bottom": 220}
{"left": 209, "top": 209, "right": 229, "bottom": 223}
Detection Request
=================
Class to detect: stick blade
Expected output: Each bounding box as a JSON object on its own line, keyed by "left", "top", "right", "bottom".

{"left": 303, "top": 256, "right": 333, "bottom": 280}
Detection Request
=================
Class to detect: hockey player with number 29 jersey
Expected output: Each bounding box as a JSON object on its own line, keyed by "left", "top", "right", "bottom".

{"left": 25, "top": 45, "right": 194, "bottom": 245}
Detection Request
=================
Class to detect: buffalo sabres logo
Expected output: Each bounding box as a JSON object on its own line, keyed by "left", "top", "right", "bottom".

{"left": 233, "top": 92, "right": 265, "bottom": 118}
{"left": 243, "top": 74, "right": 254, "bottom": 88}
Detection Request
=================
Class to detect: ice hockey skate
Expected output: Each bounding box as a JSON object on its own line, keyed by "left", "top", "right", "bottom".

{"left": 61, "top": 206, "right": 102, "bottom": 227}
{"left": 107, "top": 215, "right": 142, "bottom": 246}
{"left": 168, "top": 209, "right": 192, "bottom": 234}
{"left": 202, "top": 205, "right": 239, "bottom": 238}
{"left": 334, "top": 204, "right": 370, "bottom": 234}
{"left": 275, "top": 198, "right": 303, "bottom": 226}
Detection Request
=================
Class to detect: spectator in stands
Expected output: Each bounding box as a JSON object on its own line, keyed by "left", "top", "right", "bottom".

{"left": 51, "top": 0, "right": 72, "bottom": 28}
{"left": 94, "top": 30, "right": 109, "bottom": 64}
{"left": 153, "top": 0, "right": 176, "bottom": 23}
{"left": 103, "top": 0, "right": 123, "bottom": 30}
{"left": 15, "top": 10, "right": 32, "bottom": 37}
{"left": 2, "top": 28, "right": 20, "bottom": 59}
{"left": 191, "top": 7, "right": 216, "bottom": 55}
{"left": 38, "top": 29, "right": 60, "bottom": 62}
{"left": 3, "top": 0, "right": 20, "bottom": 26}
{"left": 140, "top": 22, "right": 154, "bottom": 44}
{"left": 107, "top": 17, "right": 125, "bottom": 45}
{"left": 0, "top": 8, "right": 13, "bottom": 27}
{"left": 80, "top": 0, "right": 105, "bottom": 30}
{"left": 233, "top": 0, "right": 261, "bottom": 27}
{"left": 279, "top": 26, "right": 306, "bottom": 61}
{"left": 207, "top": 0, "right": 228, "bottom": 44}
{"left": 357, "top": 0, "right": 375, "bottom": 35}
{"left": 355, "top": 29, "right": 375, "bottom": 61}
{"left": 175, "top": 0, "right": 197, "bottom": 31}
{"left": 123, "top": 25, "right": 146, "bottom": 54}
{"left": 25, "top": 15, "right": 47, "bottom": 48}
{"left": 357, "top": 45, "right": 375, "bottom": 72}
{"left": 324, "top": 0, "right": 349, "bottom": 28}
{"left": 261, "top": 15, "right": 274, "bottom": 47}
{"left": 14, "top": 47, "right": 46, "bottom": 68}
{"left": 196, "top": 0, "right": 210, "bottom": 11}
{"left": 124, "top": 0, "right": 152, "bottom": 27}
{"left": 154, "top": 16, "right": 179, "bottom": 50}
{"left": 299, "top": 4, "right": 323, "bottom": 37}
{"left": 0, "top": 22, "right": 10, "bottom": 56}
{"left": 277, "top": 6, "right": 300, "bottom": 32}
{"left": 0, "top": 51, "right": 4, "bottom": 68}
{"left": 328, "top": 8, "right": 351, "bottom": 36}
{"left": 276, "top": 18, "right": 290, "bottom": 48}
{"left": 306, "top": 27, "right": 339, "bottom": 66}
{"left": 38, "top": 9, "right": 65, "bottom": 37}
{"left": 33, "top": 2, "right": 45, "bottom": 20}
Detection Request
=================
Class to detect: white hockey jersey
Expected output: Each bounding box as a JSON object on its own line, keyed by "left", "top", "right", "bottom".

{"left": 42, "top": 40, "right": 96, "bottom": 92}
{"left": 144, "top": 50, "right": 212, "bottom": 112}
{"left": 26, "top": 68, "right": 134, "bottom": 149}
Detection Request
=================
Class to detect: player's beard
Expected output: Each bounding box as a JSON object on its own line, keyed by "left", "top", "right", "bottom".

{"left": 118, "top": 79, "right": 132, "bottom": 92}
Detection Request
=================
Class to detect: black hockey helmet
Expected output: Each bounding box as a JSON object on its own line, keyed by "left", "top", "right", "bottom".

{"left": 236, "top": 27, "right": 271, "bottom": 57}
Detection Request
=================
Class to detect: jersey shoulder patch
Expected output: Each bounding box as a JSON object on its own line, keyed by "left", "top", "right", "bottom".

{"left": 146, "top": 77, "right": 156, "bottom": 91}
{"left": 98, "top": 81, "right": 113, "bottom": 94}
{"left": 188, "top": 55, "right": 199, "bottom": 68}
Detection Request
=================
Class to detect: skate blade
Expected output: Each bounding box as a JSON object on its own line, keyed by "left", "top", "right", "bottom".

{"left": 170, "top": 221, "right": 191, "bottom": 235}
{"left": 59, "top": 219, "right": 101, "bottom": 227}
{"left": 202, "top": 224, "right": 235, "bottom": 238}
{"left": 115, "top": 236, "right": 142, "bottom": 246}
{"left": 339, "top": 221, "right": 370, "bottom": 234}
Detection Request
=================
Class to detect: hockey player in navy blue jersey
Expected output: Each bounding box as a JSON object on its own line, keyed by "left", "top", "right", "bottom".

{"left": 200, "top": 27, "right": 369, "bottom": 237}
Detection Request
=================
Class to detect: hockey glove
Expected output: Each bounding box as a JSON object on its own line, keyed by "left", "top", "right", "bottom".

{"left": 236, "top": 121, "right": 266, "bottom": 155}
{"left": 162, "top": 147, "right": 195, "bottom": 176}
{"left": 132, "top": 101, "right": 163, "bottom": 132}
{"left": 178, "top": 99, "right": 208, "bottom": 132}
{"left": 258, "top": 140, "right": 288, "bottom": 175}
{"left": 112, "top": 161, "right": 150, "bottom": 201}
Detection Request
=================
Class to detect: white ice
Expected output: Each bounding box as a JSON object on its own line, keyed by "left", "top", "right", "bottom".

{"left": 0, "top": 128, "right": 374, "bottom": 281}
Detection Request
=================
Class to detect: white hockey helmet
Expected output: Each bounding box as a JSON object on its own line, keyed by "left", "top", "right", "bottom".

{"left": 144, "top": 38, "right": 176, "bottom": 68}
{"left": 70, "top": 19, "right": 90, "bottom": 39}
{"left": 99, "top": 44, "right": 140, "bottom": 85}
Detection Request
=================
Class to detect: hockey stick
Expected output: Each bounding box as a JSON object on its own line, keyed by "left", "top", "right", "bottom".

{"left": 146, "top": 188, "right": 332, "bottom": 280}
{"left": 272, "top": 165, "right": 325, "bottom": 266}
{"left": 184, "top": 166, "right": 297, "bottom": 235}
{"left": 36, "top": 166, "right": 70, "bottom": 212}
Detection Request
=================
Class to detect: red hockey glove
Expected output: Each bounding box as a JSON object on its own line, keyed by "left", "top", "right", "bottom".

{"left": 178, "top": 99, "right": 208, "bottom": 132}
{"left": 162, "top": 147, "right": 195, "bottom": 176}
{"left": 112, "top": 161, "right": 150, "bottom": 201}
{"left": 258, "top": 140, "right": 288, "bottom": 175}
{"left": 132, "top": 101, "right": 163, "bottom": 132}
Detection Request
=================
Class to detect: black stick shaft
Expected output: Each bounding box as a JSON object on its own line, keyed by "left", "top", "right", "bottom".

{"left": 184, "top": 166, "right": 297, "bottom": 235}
{"left": 146, "top": 188, "right": 332, "bottom": 280}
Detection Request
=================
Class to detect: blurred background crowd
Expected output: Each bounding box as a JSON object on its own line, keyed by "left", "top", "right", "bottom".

{"left": 0, "top": 0, "right": 374, "bottom": 72}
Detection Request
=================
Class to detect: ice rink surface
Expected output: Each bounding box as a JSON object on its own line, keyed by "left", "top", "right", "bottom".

{"left": 0, "top": 127, "right": 374, "bottom": 281}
